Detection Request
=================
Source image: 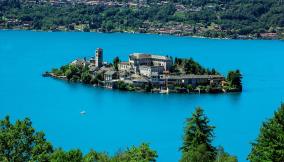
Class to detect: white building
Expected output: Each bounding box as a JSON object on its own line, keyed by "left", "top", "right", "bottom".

{"left": 118, "top": 62, "right": 132, "bottom": 71}
{"left": 129, "top": 53, "right": 172, "bottom": 71}
{"left": 139, "top": 65, "right": 165, "bottom": 77}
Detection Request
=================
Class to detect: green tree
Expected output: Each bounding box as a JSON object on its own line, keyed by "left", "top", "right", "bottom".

{"left": 0, "top": 116, "right": 158, "bottom": 162}
{"left": 114, "top": 143, "right": 158, "bottom": 162}
{"left": 81, "top": 71, "right": 92, "bottom": 84}
{"left": 117, "top": 81, "right": 128, "bottom": 90}
{"left": 49, "top": 149, "right": 67, "bottom": 162}
{"left": 0, "top": 116, "right": 53, "bottom": 162}
{"left": 91, "top": 73, "right": 104, "bottom": 85}
{"left": 65, "top": 65, "right": 80, "bottom": 81}
{"left": 113, "top": 56, "right": 120, "bottom": 71}
{"left": 180, "top": 107, "right": 216, "bottom": 162}
{"left": 49, "top": 149, "right": 83, "bottom": 162}
{"left": 215, "top": 147, "right": 237, "bottom": 162}
{"left": 83, "top": 149, "right": 110, "bottom": 162}
{"left": 227, "top": 70, "right": 242, "bottom": 90}
{"left": 248, "top": 104, "right": 284, "bottom": 162}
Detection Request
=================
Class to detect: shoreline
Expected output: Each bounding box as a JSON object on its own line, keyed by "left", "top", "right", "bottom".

{"left": 0, "top": 28, "right": 281, "bottom": 41}
{"left": 43, "top": 72, "right": 242, "bottom": 95}
{"left": 43, "top": 49, "right": 243, "bottom": 95}
{"left": 44, "top": 73, "right": 219, "bottom": 95}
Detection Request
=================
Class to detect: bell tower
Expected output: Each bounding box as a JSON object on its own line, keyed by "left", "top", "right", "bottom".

{"left": 95, "top": 48, "right": 103, "bottom": 68}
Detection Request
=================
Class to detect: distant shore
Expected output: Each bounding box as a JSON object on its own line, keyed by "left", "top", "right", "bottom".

{"left": 0, "top": 28, "right": 281, "bottom": 41}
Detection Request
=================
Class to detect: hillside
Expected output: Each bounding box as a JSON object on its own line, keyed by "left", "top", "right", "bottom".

{"left": 0, "top": 0, "right": 283, "bottom": 39}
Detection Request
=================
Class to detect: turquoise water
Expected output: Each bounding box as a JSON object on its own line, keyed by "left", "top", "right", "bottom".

{"left": 0, "top": 30, "right": 284, "bottom": 162}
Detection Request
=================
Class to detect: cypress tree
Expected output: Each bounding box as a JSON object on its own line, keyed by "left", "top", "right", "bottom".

{"left": 248, "top": 104, "right": 284, "bottom": 162}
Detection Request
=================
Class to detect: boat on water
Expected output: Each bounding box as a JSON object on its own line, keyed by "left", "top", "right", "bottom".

{"left": 80, "top": 111, "right": 86, "bottom": 115}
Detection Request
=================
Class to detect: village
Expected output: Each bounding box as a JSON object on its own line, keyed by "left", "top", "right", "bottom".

{"left": 44, "top": 48, "right": 242, "bottom": 94}
{"left": 1, "top": 0, "right": 281, "bottom": 39}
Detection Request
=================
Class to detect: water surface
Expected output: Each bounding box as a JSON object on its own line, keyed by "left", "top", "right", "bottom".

{"left": 0, "top": 30, "right": 284, "bottom": 162}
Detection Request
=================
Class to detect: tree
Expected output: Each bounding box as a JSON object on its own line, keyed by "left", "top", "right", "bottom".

{"left": 211, "top": 68, "right": 217, "bottom": 75}
{"left": 49, "top": 149, "right": 67, "bottom": 162}
{"left": 114, "top": 143, "right": 158, "bottom": 162}
{"left": 180, "top": 108, "right": 237, "bottom": 162}
{"left": 180, "top": 107, "right": 216, "bottom": 162}
{"left": 215, "top": 147, "right": 237, "bottom": 162}
{"left": 49, "top": 149, "right": 83, "bottom": 162}
{"left": 113, "top": 56, "right": 120, "bottom": 71}
{"left": 0, "top": 116, "right": 158, "bottom": 162}
{"left": 83, "top": 149, "right": 110, "bottom": 162}
{"left": 91, "top": 73, "right": 104, "bottom": 85}
{"left": 65, "top": 65, "right": 80, "bottom": 81}
{"left": 81, "top": 71, "right": 92, "bottom": 84}
{"left": 227, "top": 70, "right": 242, "bottom": 90}
{"left": 248, "top": 104, "right": 284, "bottom": 162}
{"left": 0, "top": 116, "right": 53, "bottom": 162}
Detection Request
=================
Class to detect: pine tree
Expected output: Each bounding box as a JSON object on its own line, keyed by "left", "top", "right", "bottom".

{"left": 180, "top": 107, "right": 216, "bottom": 162}
{"left": 248, "top": 104, "right": 284, "bottom": 162}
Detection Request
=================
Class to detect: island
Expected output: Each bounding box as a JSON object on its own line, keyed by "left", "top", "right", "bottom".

{"left": 43, "top": 48, "right": 242, "bottom": 94}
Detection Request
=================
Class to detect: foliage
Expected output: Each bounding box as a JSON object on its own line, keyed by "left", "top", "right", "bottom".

{"left": 81, "top": 70, "right": 92, "bottom": 84}
{"left": 52, "top": 64, "right": 92, "bottom": 82}
{"left": 1, "top": 0, "right": 283, "bottom": 39}
{"left": 180, "top": 107, "right": 237, "bottom": 162}
{"left": 215, "top": 147, "right": 238, "bottom": 162}
{"left": 91, "top": 72, "right": 104, "bottom": 85}
{"left": 174, "top": 57, "right": 218, "bottom": 75}
{"left": 113, "top": 143, "right": 158, "bottom": 162}
{"left": 117, "top": 81, "right": 134, "bottom": 91}
{"left": 113, "top": 56, "right": 120, "bottom": 71}
{"left": 0, "top": 116, "right": 158, "bottom": 162}
{"left": 186, "top": 84, "right": 193, "bottom": 91}
{"left": 248, "top": 104, "right": 284, "bottom": 162}
{"left": 227, "top": 70, "right": 242, "bottom": 90}
{"left": 0, "top": 116, "right": 53, "bottom": 162}
{"left": 83, "top": 150, "right": 110, "bottom": 162}
{"left": 65, "top": 65, "right": 81, "bottom": 81}
{"left": 180, "top": 107, "right": 216, "bottom": 161}
{"left": 49, "top": 149, "right": 83, "bottom": 162}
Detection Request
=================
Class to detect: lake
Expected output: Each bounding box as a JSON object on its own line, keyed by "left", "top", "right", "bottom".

{"left": 0, "top": 30, "right": 283, "bottom": 162}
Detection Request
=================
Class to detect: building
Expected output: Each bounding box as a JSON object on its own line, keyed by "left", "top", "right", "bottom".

{"left": 95, "top": 48, "right": 103, "bottom": 68}
{"left": 118, "top": 62, "right": 132, "bottom": 71}
{"left": 132, "top": 78, "right": 150, "bottom": 87}
{"left": 119, "top": 71, "right": 131, "bottom": 80}
{"left": 150, "top": 72, "right": 160, "bottom": 85}
{"left": 129, "top": 53, "right": 172, "bottom": 71}
{"left": 139, "top": 65, "right": 164, "bottom": 77}
{"left": 104, "top": 70, "right": 118, "bottom": 81}
{"left": 70, "top": 59, "right": 89, "bottom": 68}
{"left": 160, "top": 74, "right": 224, "bottom": 87}
{"left": 104, "top": 70, "right": 119, "bottom": 88}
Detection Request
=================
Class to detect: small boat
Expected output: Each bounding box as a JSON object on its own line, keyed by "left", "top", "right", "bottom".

{"left": 80, "top": 111, "right": 86, "bottom": 115}
{"left": 160, "top": 87, "right": 169, "bottom": 94}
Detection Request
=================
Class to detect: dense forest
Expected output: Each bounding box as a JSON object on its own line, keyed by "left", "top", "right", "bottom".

{"left": 0, "top": 0, "right": 283, "bottom": 39}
